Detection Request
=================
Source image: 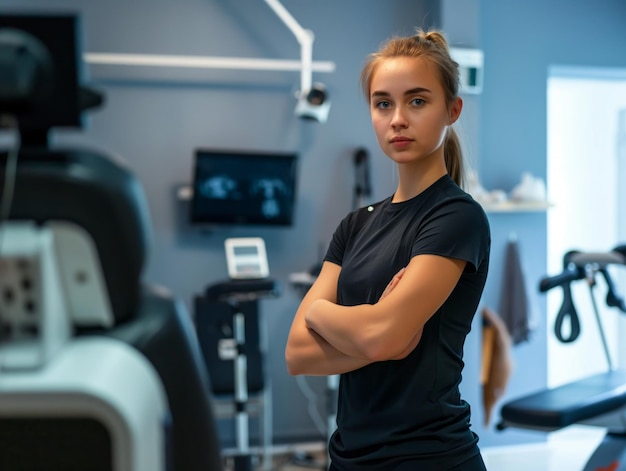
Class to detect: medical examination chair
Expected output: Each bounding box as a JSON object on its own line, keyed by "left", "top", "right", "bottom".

{"left": 0, "top": 12, "right": 223, "bottom": 471}
{"left": 498, "top": 247, "right": 626, "bottom": 471}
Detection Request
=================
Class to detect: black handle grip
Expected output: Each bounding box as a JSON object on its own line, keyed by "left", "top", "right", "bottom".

{"left": 538, "top": 266, "right": 584, "bottom": 292}
{"left": 599, "top": 267, "right": 626, "bottom": 313}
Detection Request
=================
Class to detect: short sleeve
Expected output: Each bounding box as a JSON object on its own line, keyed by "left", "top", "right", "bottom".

{"left": 411, "top": 198, "right": 490, "bottom": 272}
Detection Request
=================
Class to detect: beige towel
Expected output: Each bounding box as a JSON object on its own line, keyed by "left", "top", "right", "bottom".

{"left": 481, "top": 307, "right": 514, "bottom": 427}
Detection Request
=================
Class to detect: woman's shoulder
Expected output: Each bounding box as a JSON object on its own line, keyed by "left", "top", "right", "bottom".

{"left": 428, "top": 177, "right": 487, "bottom": 214}
{"left": 426, "top": 179, "right": 490, "bottom": 235}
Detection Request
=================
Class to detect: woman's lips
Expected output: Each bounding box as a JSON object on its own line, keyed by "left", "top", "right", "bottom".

{"left": 390, "top": 137, "right": 413, "bottom": 148}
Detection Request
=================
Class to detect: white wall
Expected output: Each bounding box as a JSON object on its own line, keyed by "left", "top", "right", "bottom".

{"left": 547, "top": 71, "right": 626, "bottom": 387}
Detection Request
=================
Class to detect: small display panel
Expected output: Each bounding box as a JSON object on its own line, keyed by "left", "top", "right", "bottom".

{"left": 224, "top": 237, "right": 269, "bottom": 279}
{"left": 190, "top": 149, "right": 297, "bottom": 226}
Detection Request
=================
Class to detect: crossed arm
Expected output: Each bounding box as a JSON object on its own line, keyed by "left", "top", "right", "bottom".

{"left": 284, "top": 254, "right": 466, "bottom": 376}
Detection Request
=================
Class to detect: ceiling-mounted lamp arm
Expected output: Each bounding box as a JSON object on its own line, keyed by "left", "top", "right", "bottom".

{"left": 264, "top": 0, "right": 313, "bottom": 94}
{"left": 298, "top": 29, "right": 314, "bottom": 96}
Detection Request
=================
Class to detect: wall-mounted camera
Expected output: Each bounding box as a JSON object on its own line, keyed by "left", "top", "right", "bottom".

{"left": 294, "top": 82, "right": 331, "bottom": 123}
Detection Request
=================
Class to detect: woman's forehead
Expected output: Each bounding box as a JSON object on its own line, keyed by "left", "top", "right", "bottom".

{"left": 370, "top": 57, "right": 441, "bottom": 93}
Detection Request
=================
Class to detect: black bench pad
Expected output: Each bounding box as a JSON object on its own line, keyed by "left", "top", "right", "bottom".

{"left": 500, "top": 370, "right": 626, "bottom": 430}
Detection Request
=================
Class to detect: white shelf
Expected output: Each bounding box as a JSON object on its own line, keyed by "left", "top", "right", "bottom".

{"left": 482, "top": 201, "right": 553, "bottom": 213}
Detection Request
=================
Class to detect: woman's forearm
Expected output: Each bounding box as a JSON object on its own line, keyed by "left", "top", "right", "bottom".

{"left": 305, "top": 299, "right": 384, "bottom": 360}
{"left": 285, "top": 261, "right": 374, "bottom": 376}
{"left": 286, "top": 325, "right": 372, "bottom": 375}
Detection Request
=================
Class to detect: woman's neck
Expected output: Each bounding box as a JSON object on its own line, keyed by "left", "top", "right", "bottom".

{"left": 392, "top": 161, "right": 447, "bottom": 203}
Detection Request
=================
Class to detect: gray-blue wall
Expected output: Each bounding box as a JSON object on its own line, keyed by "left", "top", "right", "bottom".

{"left": 475, "top": 0, "right": 626, "bottom": 447}
{"left": 3, "top": 0, "right": 446, "bottom": 445}
{"left": 5, "top": 0, "right": 626, "bottom": 450}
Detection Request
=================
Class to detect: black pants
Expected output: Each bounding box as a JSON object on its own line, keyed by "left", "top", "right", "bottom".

{"left": 449, "top": 453, "right": 487, "bottom": 471}
{"left": 328, "top": 452, "right": 487, "bottom": 471}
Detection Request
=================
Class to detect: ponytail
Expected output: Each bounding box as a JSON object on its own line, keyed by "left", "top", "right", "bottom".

{"left": 445, "top": 129, "right": 464, "bottom": 188}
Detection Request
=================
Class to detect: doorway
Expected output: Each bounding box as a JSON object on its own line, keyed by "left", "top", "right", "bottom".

{"left": 546, "top": 66, "right": 626, "bottom": 388}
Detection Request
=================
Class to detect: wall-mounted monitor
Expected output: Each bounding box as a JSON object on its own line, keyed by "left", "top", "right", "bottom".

{"left": 0, "top": 13, "right": 83, "bottom": 133}
{"left": 189, "top": 149, "right": 298, "bottom": 227}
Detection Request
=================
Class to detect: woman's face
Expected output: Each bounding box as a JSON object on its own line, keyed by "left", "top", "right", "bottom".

{"left": 368, "top": 56, "right": 462, "bottom": 166}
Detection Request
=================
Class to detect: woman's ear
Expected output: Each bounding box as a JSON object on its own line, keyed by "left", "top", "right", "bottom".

{"left": 448, "top": 96, "right": 463, "bottom": 125}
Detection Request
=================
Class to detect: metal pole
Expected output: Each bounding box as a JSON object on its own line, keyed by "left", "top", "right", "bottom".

{"left": 587, "top": 271, "right": 614, "bottom": 371}
{"left": 233, "top": 308, "right": 252, "bottom": 471}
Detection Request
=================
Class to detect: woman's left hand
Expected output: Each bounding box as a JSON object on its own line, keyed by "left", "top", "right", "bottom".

{"left": 379, "top": 267, "right": 422, "bottom": 359}
{"left": 380, "top": 267, "right": 406, "bottom": 300}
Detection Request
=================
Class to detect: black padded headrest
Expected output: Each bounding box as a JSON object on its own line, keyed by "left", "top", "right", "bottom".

{"left": 1, "top": 147, "right": 152, "bottom": 323}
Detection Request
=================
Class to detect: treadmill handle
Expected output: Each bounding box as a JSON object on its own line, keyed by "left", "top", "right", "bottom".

{"left": 539, "top": 266, "right": 584, "bottom": 292}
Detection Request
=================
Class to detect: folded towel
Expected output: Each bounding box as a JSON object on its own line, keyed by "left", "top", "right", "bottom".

{"left": 499, "top": 239, "right": 531, "bottom": 344}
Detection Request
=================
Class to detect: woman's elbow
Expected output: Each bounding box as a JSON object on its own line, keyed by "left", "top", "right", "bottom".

{"left": 353, "top": 324, "right": 403, "bottom": 361}
{"left": 358, "top": 337, "right": 395, "bottom": 362}
{"left": 360, "top": 328, "right": 422, "bottom": 361}
{"left": 286, "top": 362, "right": 301, "bottom": 376}
{"left": 364, "top": 343, "right": 413, "bottom": 362}
{"left": 383, "top": 328, "right": 424, "bottom": 361}
{"left": 284, "top": 356, "right": 298, "bottom": 376}
{"left": 285, "top": 344, "right": 305, "bottom": 376}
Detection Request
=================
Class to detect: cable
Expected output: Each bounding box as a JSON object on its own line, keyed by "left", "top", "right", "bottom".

{"left": 295, "top": 375, "right": 327, "bottom": 437}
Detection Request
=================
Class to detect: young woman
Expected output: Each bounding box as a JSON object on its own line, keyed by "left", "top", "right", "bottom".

{"left": 285, "top": 29, "right": 490, "bottom": 471}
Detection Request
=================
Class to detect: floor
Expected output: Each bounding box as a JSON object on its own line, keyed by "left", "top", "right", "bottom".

{"left": 223, "top": 426, "right": 609, "bottom": 471}
{"left": 480, "top": 426, "right": 607, "bottom": 471}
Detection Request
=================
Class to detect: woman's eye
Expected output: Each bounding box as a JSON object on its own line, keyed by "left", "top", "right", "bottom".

{"left": 411, "top": 98, "right": 425, "bottom": 106}
{"left": 375, "top": 100, "right": 391, "bottom": 109}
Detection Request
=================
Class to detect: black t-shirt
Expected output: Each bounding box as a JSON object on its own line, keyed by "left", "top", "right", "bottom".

{"left": 324, "top": 175, "right": 491, "bottom": 470}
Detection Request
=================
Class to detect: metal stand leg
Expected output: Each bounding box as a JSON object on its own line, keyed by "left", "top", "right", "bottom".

{"left": 582, "top": 432, "right": 626, "bottom": 470}
{"left": 326, "top": 374, "right": 339, "bottom": 468}
{"left": 233, "top": 308, "right": 252, "bottom": 471}
{"left": 260, "top": 308, "right": 273, "bottom": 471}
{"left": 205, "top": 280, "right": 279, "bottom": 470}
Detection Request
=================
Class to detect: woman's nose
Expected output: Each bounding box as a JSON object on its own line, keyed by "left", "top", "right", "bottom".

{"left": 390, "top": 108, "right": 408, "bottom": 128}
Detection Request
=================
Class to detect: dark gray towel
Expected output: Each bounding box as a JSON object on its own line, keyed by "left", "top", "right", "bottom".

{"left": 499, "top": 239, "right": 531, "bottom": 344}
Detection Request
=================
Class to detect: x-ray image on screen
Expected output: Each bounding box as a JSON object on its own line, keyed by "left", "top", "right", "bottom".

{"left": 250, "top": 177, "right": 292, "bottom": 220}
{"left": 190, "top": 149, "right": 298, "bottom": 226}
{"left": 198, "top": 175, "right": 239, "bottom": 200}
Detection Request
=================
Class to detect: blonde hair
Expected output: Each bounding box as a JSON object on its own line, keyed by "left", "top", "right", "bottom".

{"left": 360, "top": 29, "right": 465, "bottom": 187}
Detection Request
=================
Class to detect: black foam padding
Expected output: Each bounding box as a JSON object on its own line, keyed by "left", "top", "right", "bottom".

{"left": 500, "top": 370, "right": 626, "bottom": 430}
